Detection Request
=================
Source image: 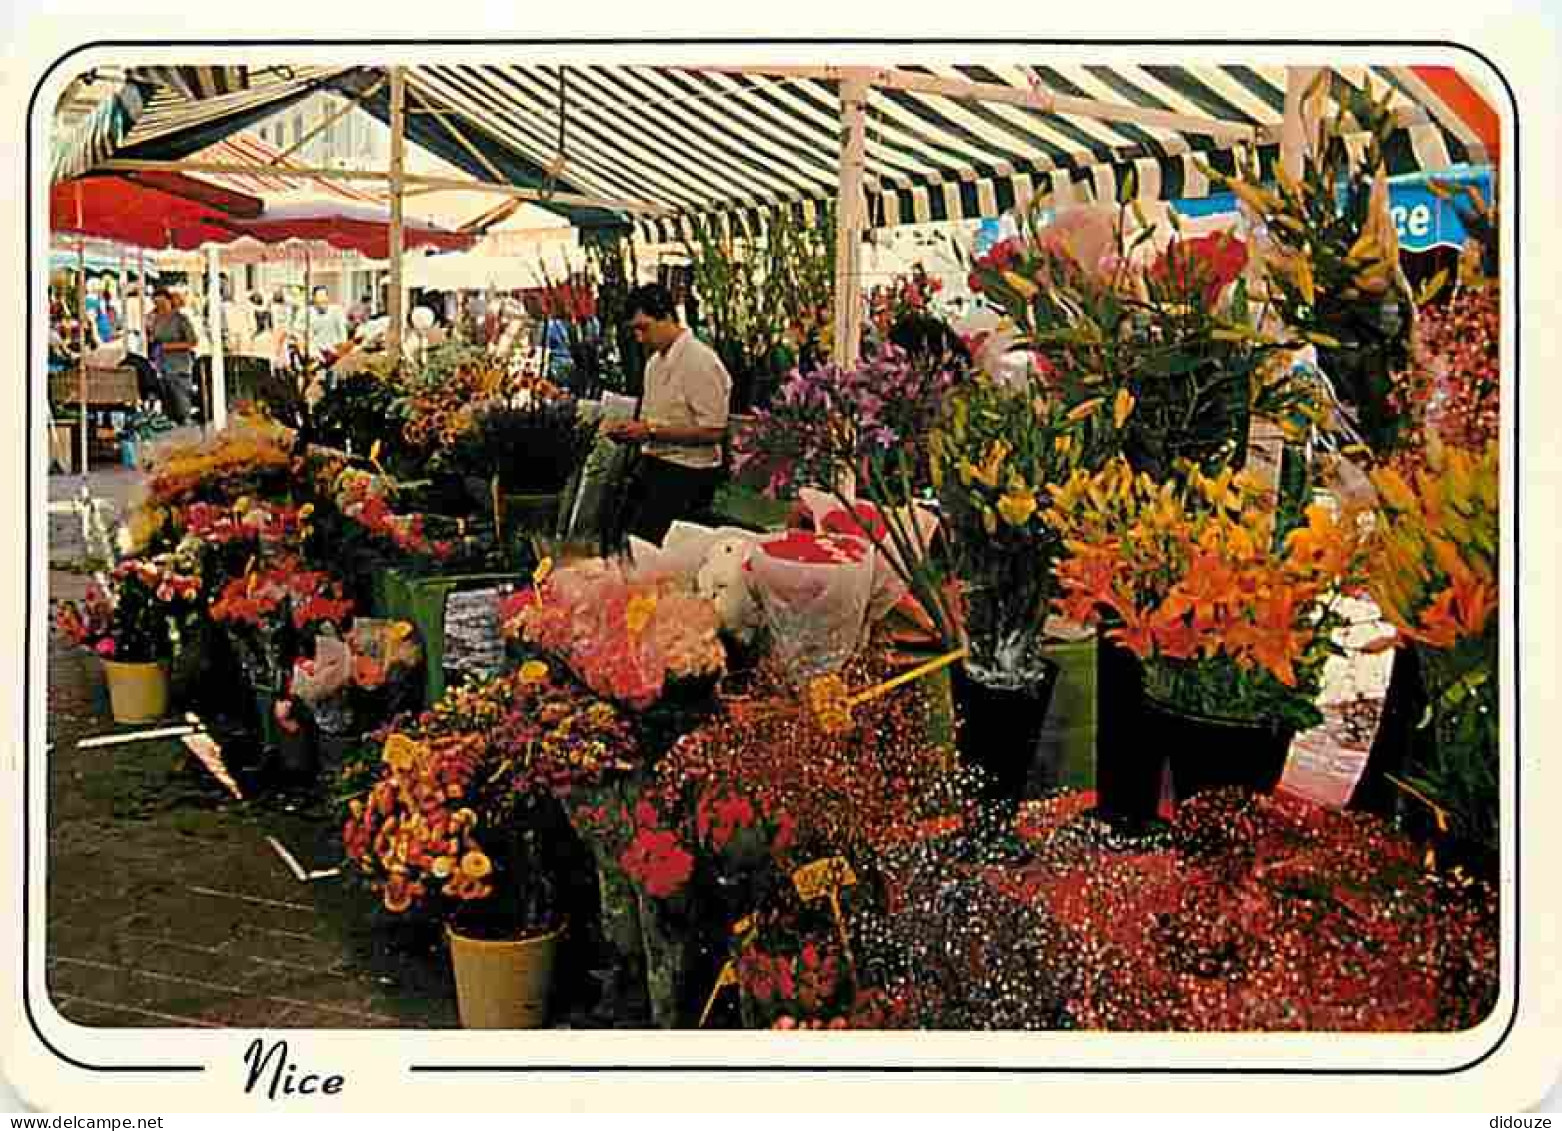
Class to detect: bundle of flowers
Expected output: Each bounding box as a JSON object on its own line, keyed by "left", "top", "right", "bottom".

{"left": 571, "top": 795, "right": 698, "bottom": 901}
{"left": 144, "top": 415, "right": 294, "bottom": 506}
{"left": 733, "top": 347, "right": 965, "bottom": 648}
{"left": 1368, "top": 440, "right": 1498, "bottom": 654}
{"left": 964, "top": 200, "right": 1308, "bottom": 487}
{"left": 397, "top": 356, "right": 566, "bottom": 455}
{"left": 344, "top": 661, "right": 634, "bottom": 923}
{"left": 736, "top": 936, "right": 849, "bottom": 1027}
{"left": 1005, "top": 788, "right": 1498, "bottom": 1031}
{"left": 488, "top": 660, "right": 640, "bottom": 795}
{"left": 867, "top": 263, "right": 944, "bottom": 339}
{"left": 210, "top": 559, "right": 354, "bottom": 635}
{"left": 54, "top": 552, "right": 205, "bottom": 663}
{"left": 180, "top": 498, "right": 306, "bottom": 547}
{"left": 333, "top": 467, "right": 456, "bottom": 562}
{"left": 500, "top": 560, "right": 725, "bottom": 710}
{"left": 742, "top": 530, "right": 878, "bottom": 681}
{"left": 1367, "top": 439, "right": 1499, "bottom": 852}
{"left": 1046, "top": 457, "right": 1371, "bottom": 730}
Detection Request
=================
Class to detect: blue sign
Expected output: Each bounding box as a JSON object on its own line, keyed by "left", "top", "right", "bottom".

{"left": 1171, "top": 166, "right": 1492, "bottom": 254}
{"left": 972, "top": 218, "right": 1002, "bottom": 256}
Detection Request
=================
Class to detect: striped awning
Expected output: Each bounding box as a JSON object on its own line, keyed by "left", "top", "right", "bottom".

{"left": 53, "top": 62, "right": 1491, "bottom": 238}
{"left": 316, "top": 64, "right": 1483, "bottom": 242}
{"left": 51, "top": 65, "right": 351, "bottom": 184}
{"left": 50, "top": 75, "right": 153, "bottom": 183}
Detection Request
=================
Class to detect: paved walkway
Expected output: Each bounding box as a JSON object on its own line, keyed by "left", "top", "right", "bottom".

{"left": 44, "top": 460, "right": 459, "bottom": 1029}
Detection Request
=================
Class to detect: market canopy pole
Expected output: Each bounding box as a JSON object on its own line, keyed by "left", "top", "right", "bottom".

{"left": 832, "top": 70, "right": 869, "bottom": 367}
{"left": 1280, "top": 67, "right": 1323, "bottom": 181}
{"left": 206, "top": 243, "right": 227, "bottom": 431}
{"left": 76, "top": 235, "right": 89, "bottom": 482}
{"left": 387, "top": 65, "right": 406, "bottom": 364}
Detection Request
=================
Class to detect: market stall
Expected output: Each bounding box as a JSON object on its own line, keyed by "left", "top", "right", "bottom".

{"left": 48, "top": 59, "right": 1503, "bottom": 1035}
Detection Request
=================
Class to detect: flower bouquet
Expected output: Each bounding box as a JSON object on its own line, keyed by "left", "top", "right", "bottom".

{"left": 210, "top": 556, "right": 354, "bottom": 694}
{"left": 342, "top": 662, "right": 623, "bottom": 935}
{"left": 1367, "top": 440, "right": 1499, "bottom": 861}
{"left": 57, "top": 551, "right": 205, "bottom": 657}
{"left": 741, "top": 530, "right": 877, "bottom": 684}
{"left": 144, "top": 413, "right": 295, "bottom": 507}
{"left": 54, "top": 553, "right": 206, "bottom": 721}
{"left": 1207, "top": 76, "right": 1418, "bottom": 456}
{"left": 732, "top": 347, "right": 962, "bottom": 650}
{"left": 1046, "top": 457, "right": 1370, "bottom": 799}
{"left": 500, "top": 559, "right": 726, "bottom": 712}
{"left": 965, "top": 199, "right": 1313, "bottom": 486}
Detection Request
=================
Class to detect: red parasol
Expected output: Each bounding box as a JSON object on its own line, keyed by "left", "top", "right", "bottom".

{"left": 231, "top": 199, "right": 475, "bottom": 258}
{"left": 49, "top": 173, "right": 263, "bottom": 251}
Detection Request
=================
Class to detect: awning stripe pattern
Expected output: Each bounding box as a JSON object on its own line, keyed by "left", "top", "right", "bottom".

{"left": 53, "top": 61, "right": 1483, "bottom": 239}
{"left": 51, "top": 65, "right": 345, "bottom": 184}
{"left": 50, "top": 77, "right": 152, "bottom": 183}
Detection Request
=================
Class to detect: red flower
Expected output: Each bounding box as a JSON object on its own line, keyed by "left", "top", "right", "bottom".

{"left": 619, "top": 828, "right": 694, "bottom": 899}
{"left": 820, "top": 502, "right": 888, "bottom": 543}
{"left": 1149, "top": 232, "right": 1248, "bottom": 307}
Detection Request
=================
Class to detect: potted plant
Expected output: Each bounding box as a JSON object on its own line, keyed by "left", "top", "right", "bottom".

{"left": 1364, "top": 440, "right": 1499, "bottom": 879}
{"left": 54, "top": 553, "right": 204, "bottom": 723}
{"left": 965, "top": 199, "right": 1320, "bottom": 824}
{"left": 1045, "top": 456, "right": 1370, "bottom": 812}
{"left": 210, "top": 556, "right": 354, "bottom": 765}
{"left": 343, "top": 662, "right": 636, "bottom": 1028}
{"left": 927, "top": 374, "right": 1135, "bottom": 802}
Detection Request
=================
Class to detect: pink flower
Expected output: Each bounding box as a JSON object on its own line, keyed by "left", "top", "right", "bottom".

{"left": 94, "top": 638, "right": 116, "bottom": 658}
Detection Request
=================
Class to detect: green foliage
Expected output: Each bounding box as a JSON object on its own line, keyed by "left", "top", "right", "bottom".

{"left": 681, "top": 205, "right": 836, "bottom": 410}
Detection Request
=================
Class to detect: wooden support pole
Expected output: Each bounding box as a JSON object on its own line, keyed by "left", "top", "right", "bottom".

{"left": 76, "top": 236, "right": 88, "bottom": 480}
{"left": 1281, "top": 66, "right": 1323, "bottom": 181}
{"left": 832, "top": 71, "right": 869, "bottom": 368}
{"left": 206, "top": 243, "right": 228, "bottom": 430}
{"left": 388, "top": 66, "right": 407, "bottom": 364}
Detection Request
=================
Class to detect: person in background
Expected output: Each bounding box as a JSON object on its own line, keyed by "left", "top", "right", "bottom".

{"left": 294, "top": 285, "right": 350, "bottom": 362}
{"left": 602, "top": 283, "right": 733, "bottom": 544}
{"left": 249, "top": 291, "right": 271, "bottom": 336}
{"left": 219, "top": 275, "right": 257, "bottom": 357}
{"left": 348, "top": 291, "right": 373, "bottom": 330}
{"left": 148, "top": 287, "right": 197, "bottom": 424}
{"left": 122, "top": 284, "right": 148, "bottom": 355}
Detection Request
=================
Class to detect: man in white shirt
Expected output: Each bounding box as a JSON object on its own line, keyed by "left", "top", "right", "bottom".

{"left": 602, "top": 283, "right": 732, "bottom": 544}
{"left": 294, "top": 286, "right": 350, "bottom": 360}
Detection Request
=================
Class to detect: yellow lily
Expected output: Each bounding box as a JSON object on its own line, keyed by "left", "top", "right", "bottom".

{"left": 997, "top": 487, "right": 1039, "bottom": 528}
{"left": 1113, "top": 389, "right": 1135, "bottom": 430}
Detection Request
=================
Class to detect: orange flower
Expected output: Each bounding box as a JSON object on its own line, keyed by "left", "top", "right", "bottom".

{"left": 1148, "top": 607, "right": 1202, "bottom": 660}
{"left": 1230, "top": 589, "right": 1310, "bottom": 687}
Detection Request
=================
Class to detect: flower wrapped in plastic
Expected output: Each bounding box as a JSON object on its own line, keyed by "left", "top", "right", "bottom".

{"left": 627, "top": 520, "right": 764, "bottom": 640}
{"left": 501, "top": 558, "right": 726, "bottom": 711}
{"left": 741, "top": 530, "right": 876, "bottom": 683}
{"left": 795, "top": 488, "right": 939, "bottom": 626}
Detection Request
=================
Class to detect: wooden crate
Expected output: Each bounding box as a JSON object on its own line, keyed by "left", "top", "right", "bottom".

{"left": 49, "top": 366, "right": 139, "bottom": 408}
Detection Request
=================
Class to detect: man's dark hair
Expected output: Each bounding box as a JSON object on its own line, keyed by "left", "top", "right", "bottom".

{"left": 888, "top": 311, "right": 971, "bottom": 368}
{"left": 625, "top": 283, "right": 677, "bottom": 322}
{"left": 151, "top": 287, "right": 172, "bottom": 300}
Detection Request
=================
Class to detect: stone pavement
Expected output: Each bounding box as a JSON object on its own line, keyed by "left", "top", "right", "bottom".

{"left": 44, "top": 460, "right": 459, "bottom": 1030}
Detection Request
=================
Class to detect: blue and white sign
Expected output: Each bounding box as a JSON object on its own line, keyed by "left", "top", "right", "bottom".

{"left": 1171, "top": 165, "right": 1492, "bottom": 254}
